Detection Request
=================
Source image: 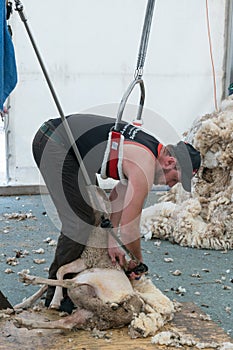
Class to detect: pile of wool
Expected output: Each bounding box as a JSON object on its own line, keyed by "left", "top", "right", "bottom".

{"left": 141, "top": 96, "right": 233, "bottom": 250}
{"left": 151, "top": 330, "right": 233, "bottom": 349}
{"left": 129, "top": 277, "right": 175, "bottom": 338}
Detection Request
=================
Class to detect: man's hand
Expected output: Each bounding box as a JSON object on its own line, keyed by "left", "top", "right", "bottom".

{"left": 108, "top": 246, "right": 127, "bottom": 268}
{"left": 126, "top": 259, "right": 148, "bottom": 280}
{"left": 126, "top": 259, "right": 141, "bottom": 280}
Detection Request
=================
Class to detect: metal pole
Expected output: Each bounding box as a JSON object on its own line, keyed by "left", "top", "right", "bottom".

{"left": 135, "top": 0, "right": 156, "bottom": 78}
{"left": 115, "top": 0, "right": 156, "bottom": 130}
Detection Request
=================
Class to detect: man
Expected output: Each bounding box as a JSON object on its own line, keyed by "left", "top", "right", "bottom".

{"left": 32, "top": 114, "right": 201, "bottom": 307}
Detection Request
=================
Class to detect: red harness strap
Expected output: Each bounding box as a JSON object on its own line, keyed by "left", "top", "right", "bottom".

{"left": 100, "top": 130, "right": 125, "bottom": 181}
{"left": 108, "top": 131, "right": 122, "bottom": 180}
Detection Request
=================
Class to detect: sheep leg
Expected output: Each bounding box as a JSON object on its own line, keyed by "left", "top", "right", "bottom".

{"left": 14, "top": 308, "right": 93, "bottom": 330}
{"left": 50, "top": 259, "right": 86, "bottom": 310}
{"left": 14, "top": 285, "right": 48, "bottom": 310}
{"left": 19, "top": 273, "right": 88, "bottom": 290}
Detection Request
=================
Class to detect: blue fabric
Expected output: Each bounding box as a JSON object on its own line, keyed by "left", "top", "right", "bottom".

{"left": 0, "top": 0, "right": 17, "bottom": 110}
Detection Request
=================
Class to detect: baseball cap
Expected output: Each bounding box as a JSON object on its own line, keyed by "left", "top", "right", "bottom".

{"left": 169, "top": 141, "right": 201, "bottom": 192}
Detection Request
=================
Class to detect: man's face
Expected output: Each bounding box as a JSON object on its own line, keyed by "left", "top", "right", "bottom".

{"left": 164, "top": 168, "right": 181, "bottom": 188}
{"left": 154, "top": 167, "right": 181, "bottom": 188}
{"left": 154, "top": 153, "right": 182, "bottom": 188}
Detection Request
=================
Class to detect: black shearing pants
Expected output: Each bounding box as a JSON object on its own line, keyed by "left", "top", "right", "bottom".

{"left": 32, "top": 127, "right": 97, "bottom": 302}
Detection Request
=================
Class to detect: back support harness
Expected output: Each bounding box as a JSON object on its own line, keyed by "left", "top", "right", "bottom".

{"left": 100, "top": 1, "right": 156, "bottom": 182}
{"left": 100, "top": 129, "right": 125, "bottom": 181}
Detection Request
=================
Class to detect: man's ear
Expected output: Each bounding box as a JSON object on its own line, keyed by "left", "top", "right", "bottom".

{"left": 163, "top": 156, "right": 177, "bottom": 170}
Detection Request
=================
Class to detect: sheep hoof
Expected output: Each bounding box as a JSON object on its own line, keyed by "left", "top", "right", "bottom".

{"left": 49, "top": 304, "right": 60, "bottom": 310}
{"left": 110, "top": 302, "right": 119, "bottom": 310}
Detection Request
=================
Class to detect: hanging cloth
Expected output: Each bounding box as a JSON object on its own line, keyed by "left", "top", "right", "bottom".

{"left": 0, "top": 0, "right": 17, "bottom": 110}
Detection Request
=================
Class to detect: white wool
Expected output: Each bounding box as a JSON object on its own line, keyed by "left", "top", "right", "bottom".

{"left": 141, "top": 99, "right": 233, "bottom": 250}
{"left": 144, "top": 231, "right": 153, "bottom": 241}
{"left": 220, "top": 343, "right": 233, "bottom": 350}
{"left": 204, "top": 150, "right": 220, "bottom": 168}
{"left": 131, "top": 277, "right": 174, "bottom": 316}
{"left": 129, "top": 311, "right": 165, "bottom": 338}
{"left": 128, "top": 277, "right": 175, "bottom": 338}
{"left": 140, "top": 202, "right": 176, "bottom": 235}
{"left": 81, "top": 226, "right": 122, "bottom": 270}
{"left": 151, "top": 330, "right": 196, "bottom": 347}
{"left": 220, "top": 94, "right": 233, "bottom": 110}
{"left": 151, "top": 330, "right": 229, "bottom": 348}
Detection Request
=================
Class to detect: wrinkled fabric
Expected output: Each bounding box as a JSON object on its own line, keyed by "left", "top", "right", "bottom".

{"left": 0, "top": 0, "right": 17, "bottom": 110}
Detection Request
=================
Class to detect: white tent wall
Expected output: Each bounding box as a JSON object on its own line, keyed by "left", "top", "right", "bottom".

{"left": 3, "top": 0, "right": 228, "bottom": 188}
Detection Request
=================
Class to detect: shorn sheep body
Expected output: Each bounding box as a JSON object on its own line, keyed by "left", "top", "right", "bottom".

{"left": 14, "top": 225, "right": 174, "bottom": 338}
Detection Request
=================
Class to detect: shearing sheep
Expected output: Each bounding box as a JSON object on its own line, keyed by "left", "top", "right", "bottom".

{"left": 13, "top": 225, "right": 174, "bottom": 339}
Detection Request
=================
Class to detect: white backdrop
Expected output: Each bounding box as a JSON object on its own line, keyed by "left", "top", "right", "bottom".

{"left": 4, "top": 0, "right": 227, "bottom": 186}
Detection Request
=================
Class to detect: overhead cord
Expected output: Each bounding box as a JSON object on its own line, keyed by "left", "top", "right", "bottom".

{"left": 205, "top": 0, "right": 218, "bottom": 112}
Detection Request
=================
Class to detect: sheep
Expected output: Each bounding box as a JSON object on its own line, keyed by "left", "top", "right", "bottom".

{"left": 141, "top": 96, "right": 233, "bottom": 250}
{"left": 14, "top": 224, "right": 175, "bottom": 338}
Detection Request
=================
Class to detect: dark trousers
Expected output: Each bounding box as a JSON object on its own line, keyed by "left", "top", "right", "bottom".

{"left": 32, "top": 128, "right": 96, "bottom": 301}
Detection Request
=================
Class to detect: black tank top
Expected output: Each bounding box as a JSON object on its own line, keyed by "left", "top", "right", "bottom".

{"left": 46, "top": 114, "right": 161, "bottom": 159}
{"left": 119, "top": 122, "right": 160, "bottom": 158}
{"left": 45, "top": 115, "right": 161, "bottom": 181}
